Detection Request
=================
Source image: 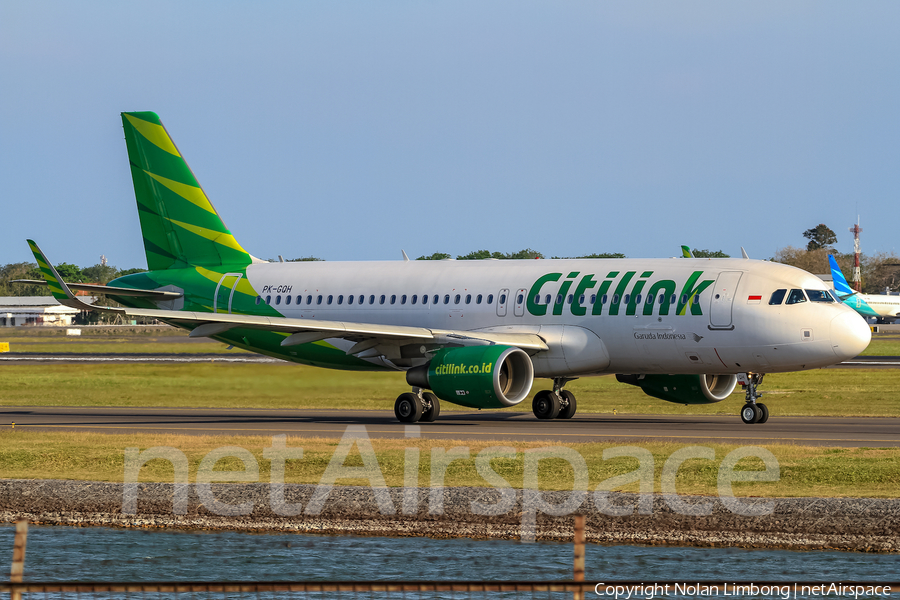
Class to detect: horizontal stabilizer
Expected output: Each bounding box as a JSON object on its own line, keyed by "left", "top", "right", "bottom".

{"left": 12, "top": 280, "right": 182, "bottom": 301}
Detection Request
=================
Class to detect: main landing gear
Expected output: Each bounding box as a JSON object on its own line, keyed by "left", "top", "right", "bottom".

{"left": 394, "top": 389, "right": 441, "bottom": 423}
{"left": 532, "top": 378, "right": 578, "bottom": 420}
{"left": 739, "top": 373, "right": 769, "bottom": 424}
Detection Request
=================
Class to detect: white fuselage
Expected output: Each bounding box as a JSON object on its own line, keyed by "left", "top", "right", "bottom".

{"left": 239, "top": 257, "right": 870, "bottom": 378}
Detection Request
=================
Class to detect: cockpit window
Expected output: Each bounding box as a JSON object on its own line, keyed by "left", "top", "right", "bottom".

{"left": 805, "top": 289, "right": 834, "bottom": 303}
{"left": 785, "top": 289, "right": 807, "bottom": 305}
{"left": 769, "top": 289, "right": 786, "bottom": 305}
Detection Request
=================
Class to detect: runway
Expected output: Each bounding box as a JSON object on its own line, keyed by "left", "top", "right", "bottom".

{"left": 3, "top": 406, "right": 897, "bottom": 447}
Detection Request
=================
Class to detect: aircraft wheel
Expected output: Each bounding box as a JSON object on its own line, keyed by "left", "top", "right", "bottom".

{"left": 395, "top": 392, "right": 423, "bottom": 423}
{"left": 533, "top": 390, "right": 560, "bottom": 420}
{"left": 557, "top": 390, "right": 577, "bottom": 419}
{"left": 420, "top": 392, "right": 441, "bottom": 423}
{"left": 740, "top": 403, "right": 759, "bottom": 424}
{"left": 756, "top": 403, "right": 769, "bottom": 424}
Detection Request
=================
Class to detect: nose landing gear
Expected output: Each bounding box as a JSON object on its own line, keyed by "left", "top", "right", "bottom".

{"left": 739, "top": 373, "right": 769, "bottom": 424}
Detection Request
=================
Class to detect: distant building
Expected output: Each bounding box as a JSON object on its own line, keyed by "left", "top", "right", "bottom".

{"left": 0, "top": 296, "right": 86, "bottom": 327}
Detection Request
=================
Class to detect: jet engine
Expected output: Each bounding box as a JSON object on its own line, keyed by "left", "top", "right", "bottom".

{"left": 406, "top": 345, "right": 534, "bottom": 409}
{"left": 615, "top": 373, "right": 737, "bottom": 405}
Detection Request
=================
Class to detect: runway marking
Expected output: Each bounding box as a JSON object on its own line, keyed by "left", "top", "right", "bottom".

{"left": 10, "top": 423, "right": 898, "bottom": 444}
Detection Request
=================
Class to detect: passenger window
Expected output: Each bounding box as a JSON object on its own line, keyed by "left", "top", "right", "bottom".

{"left": 487, "top": 294, "right": 494, "bottom": 304}
{"left": 545, "top": 294, "right": 551, "bottom": 304}
{"left": 401, "top": 295, "right": 406, "bottom": 305}
{"left": 285, "top": 295, "right": 291, "bottom": 305}
{"left": 658, "top": 294, "right": 665, "bottom": 305}
{"left": 390, "top": 295, "right": 396, "bottom": 305}
{"left": 517, "top": 293, "right": 524, "bottom": 304}
{"left": 443, "top": 295, "right": 450, "bottom": 304}
{"left": 601, "top": 294, "right": 608, "bottom": 304}
{"left": 327, "top": 295, "right": 333, "bottom": 305}
{"left": 380, "top": 295, "right": 386, "bottom": 305}
{"left": 769, "top": 289, "right": 787, "bottom": 305}
{"left": 339, "top": 295, "right": 344, "bottom": 305}
{"left": 612, "top": 294, "right": 619, "bottom": 305}
{"left": 453, "top": 294, "right": 460, "bottom": 304}
{"left": 624, "top": 294, "right": 630, "bottom": 304}
{"left": 646, "top": 294, "right": 653, "bottom": 305}
{"left": 579, "top": 294, "right": 585, "bottom": 305}
{"left": 369, "top": 295, "right": 375, "bottom": 305}
{"left": 806, "top": 290, "right": 834, "bottom": 303}
{"left": 255, "top": 296, "right": 261, "bottom": 305}
{"left": 534, "top": 294, "right": 541, "bottom": 305}
{"left": 786, "top": 289, "right": 807, "bottom": 305}
{"left": 296, "top": 296, "right": 302, "bottom": 305}
{"left": 466, "top": 294, "right": 471, "bottom": 304}
{"left": 275, "top": 296, "right": 281, "bottom": 305}
{"left": 680, "top": 295, "right": 688, "bottom": 305}
{"left": 634, "top": 294, "right": 641, "bottom": 304}
{"left": 411, "top": 295, "right": 417, "bottom": 304}
{"left": 499, "top": 294, "right": 506, "bottom": 304}
{"left": 567, "top": 294, "right": 573, "bottom": 304}
{"left": 316, "top": 295, "right": 322, "bottom": 305}
{"left": 670, "top": 294, "right": 676, "bottom": 304}
{"left": 476, "top": 294, "right": 482, "bottom": 304}
{"left": 266, "top": 295, "right": 272, "bottom": 305}
{"left": 306, "top": 295, "right": 313, "bottom": 305}
{"left": 556, "top": 294, "right": 563, "bottom": 305}
{"left": 693, "top": 296, "right": 699, "bottom": 305}
{"left": 348, "top": 295, "right": 353, "bottom": 305}
{"left": 433, "top": 295, "right": 439, "bottom": 305}
{"left": 590, "top": 294, "right": 596, "bottom": 304}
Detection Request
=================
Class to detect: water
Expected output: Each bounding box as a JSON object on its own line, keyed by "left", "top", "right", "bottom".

{"left": 1, "top": 525, "right": 897, "bottom": 582}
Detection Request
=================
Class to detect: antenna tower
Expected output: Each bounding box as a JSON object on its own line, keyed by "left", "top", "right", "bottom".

{"left": 849, "top": 218, "right": 862, "bottom": 292}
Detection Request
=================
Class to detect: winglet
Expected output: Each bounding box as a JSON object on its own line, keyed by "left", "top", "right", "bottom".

{"left": 828, "top": 254, "right": 856, "bottom": 298}
{"left": 741, "top": 247, "right": 750, "bottom": 259}
{"left": 26, "top": 240, "right": 119, "bottom": 313}
{"left": 681, "top": 245, "right": 693, "bottom": 258}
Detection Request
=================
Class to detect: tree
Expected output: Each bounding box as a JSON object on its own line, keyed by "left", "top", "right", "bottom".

{"left": 53, "top": 263, "right": 84, "bottom": 283}
{"left": 416, "top": 252, "right": 452, "bottom": 261}
{"left": 551, "top": 252, "right": 626, "bottom": 259}
{"left": 82, "top": 263, "right": 118, "bottom": 284}
{"left": 803, "top": 224, "right": 837, "bottom": 251}
{"left": 287, "top": 256, "right": 324, "bottom": 262}
{"left": 692, "top": 249, "right": 730, "bottom": 258}
{"left": 773, "top": 246, "right": 834, "bottom": 274}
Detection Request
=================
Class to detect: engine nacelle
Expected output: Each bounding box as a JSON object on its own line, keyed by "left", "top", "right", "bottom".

{"left": 615, "top": 373, "right": 738, "bottom": 405}
{"left": 406, "top": 345, "right": 534, "bottom": 409}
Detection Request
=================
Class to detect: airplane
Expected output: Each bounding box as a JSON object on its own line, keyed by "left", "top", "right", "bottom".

{"left": 828, "top": 254, "right": 900, "bottom": 323}
{"left": 19, "top": 112, "right": 871, "bottom": 426}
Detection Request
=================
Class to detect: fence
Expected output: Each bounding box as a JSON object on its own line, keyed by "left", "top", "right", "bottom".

{"left": 6, "top": 520, "right": 899, "bottom": 599}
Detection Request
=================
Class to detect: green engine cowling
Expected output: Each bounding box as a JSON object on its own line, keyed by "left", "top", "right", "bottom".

{"left": 405, "top": 345, "right": 534, "bottom": 409}
{"left": 615, "top": 374, "right": 737, "bottom": 405}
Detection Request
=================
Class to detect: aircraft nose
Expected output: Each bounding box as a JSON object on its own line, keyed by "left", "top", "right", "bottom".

{"left": 830, "top": 310, "right": 871, "bottom": 361}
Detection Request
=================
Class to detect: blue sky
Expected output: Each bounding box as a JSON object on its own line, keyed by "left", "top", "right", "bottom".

{"left": 2, "top": 1, "right": 898, "bottom": 269}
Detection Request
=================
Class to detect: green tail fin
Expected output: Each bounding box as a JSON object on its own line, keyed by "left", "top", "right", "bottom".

{"left": 122, "top": 112, "right": 252, "bottom": 271}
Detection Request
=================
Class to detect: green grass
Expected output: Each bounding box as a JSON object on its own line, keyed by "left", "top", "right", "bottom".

{"left": 861, "top": 335, "right": 900, "bottom": 356}
{"left": 0, "top": 363, "right": 898, "bottom": 417}
{"left": 0, "top": 431, "right": 896, "bottom": 497}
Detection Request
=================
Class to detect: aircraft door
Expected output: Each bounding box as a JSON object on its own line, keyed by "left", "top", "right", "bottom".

{"left": 496, "top": 289, "right": 509, "bottom": 317}
{"left": 214, "top": 273, "right": 243, "bottom": 314}
{"left": 513, "top": 288, "right": 527, "bottom": 317}
{"left": 709, "top": 271, "right": 742, "bottom": 330}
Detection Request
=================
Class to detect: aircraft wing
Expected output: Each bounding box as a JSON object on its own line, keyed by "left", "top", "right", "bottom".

{"left": 12, "top": 279, "right": 182, "bottom": 300}
{"left": 25, "top": 240, "right": 549, "bottom": 355}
